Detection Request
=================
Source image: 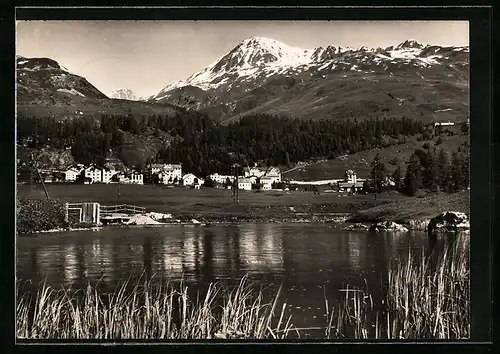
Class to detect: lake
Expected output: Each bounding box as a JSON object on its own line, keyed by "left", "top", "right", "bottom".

{"left": 16, "top": 223, "right": 452, "bottom": 338}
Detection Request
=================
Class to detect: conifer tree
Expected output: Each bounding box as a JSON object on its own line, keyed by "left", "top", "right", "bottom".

{"left": 450, "top": 151, "right": 465, "bottom": 192}
{"left": 370, "top": 153, "right": 386, "bottom": 193}
{"left": 423, "top": 148, "right": 438, "bottom": 191}
{"left": 403, "top": 153, "right": 422, "bottom": 196}
{"left": 436, "top": 148, "right": 450, "bottom": 191}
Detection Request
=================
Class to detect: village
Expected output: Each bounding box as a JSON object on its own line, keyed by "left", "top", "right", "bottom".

{"left": 26, "top": 162, "right": 372, "bottom": 195}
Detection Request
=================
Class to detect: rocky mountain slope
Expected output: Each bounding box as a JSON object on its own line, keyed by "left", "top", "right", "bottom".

{"left": 151, "top": 37, "right": 469, "bottom": 122}
{"left": 16, "top": 56, "right": 185, "bottom": 119}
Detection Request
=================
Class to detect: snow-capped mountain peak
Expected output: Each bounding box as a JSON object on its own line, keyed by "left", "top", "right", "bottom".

{"left": 110, "top": 88, "right": 138, "bottom": 101}
{"left": 395, "top": 39, "right": 424, "bottom": 50}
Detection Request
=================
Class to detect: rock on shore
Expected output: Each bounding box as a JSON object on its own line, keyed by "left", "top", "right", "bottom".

{"left": 369, "top": 221, "right": 408, "bottom": 232}
{"left": 428, "top": 211, "right": 470, "bottom": 233}
{"left": 342, "top": 223, "right": 370, "bottom": 231}
{"left": 404, "top": 219, "right": 431, "bottom": 231}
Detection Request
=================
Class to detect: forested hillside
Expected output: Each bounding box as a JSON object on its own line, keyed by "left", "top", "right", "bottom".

{"left": 18, "top": 112, "right": 427, "bottom": 177}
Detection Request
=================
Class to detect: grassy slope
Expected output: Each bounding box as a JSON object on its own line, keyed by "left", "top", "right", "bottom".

{"left": 230, "top": 70, "right": 468, "bottom": 123}
{"left": 171, "top": 61, "right": 469, "bottom": 123}
{"left": 17, "top": 98, "right": 182, "bottom": 120}
{"left": 283, "top": 134, "right": 467, "bottom": 181}
{"left": 349, "top": 190, "right": 470, "bottom": 223}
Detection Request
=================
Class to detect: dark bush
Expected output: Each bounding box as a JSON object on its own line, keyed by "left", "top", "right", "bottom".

{"left": 17, "top": 198, "right": 69, "bottom": 235}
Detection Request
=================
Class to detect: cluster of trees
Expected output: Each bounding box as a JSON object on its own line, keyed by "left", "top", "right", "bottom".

{"left": 158, "top": 114, "right": 425, "bottom": 176}
{"left": 18, "top": 112, "right": 426, "bottom": 178}
{"left": 368, "top": 143, "right": 470, "bottom": 196}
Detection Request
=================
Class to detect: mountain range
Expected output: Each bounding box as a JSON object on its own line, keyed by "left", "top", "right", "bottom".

{"left": 16, "top": 37, "right": 469, "bottom": 123}
{"left": 149, "top": 37, "right": 469, "bottom": 122}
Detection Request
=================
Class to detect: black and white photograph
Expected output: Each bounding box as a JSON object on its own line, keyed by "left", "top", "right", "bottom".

{"left": 15, "top": 17, "right": 472, "bottom": 340}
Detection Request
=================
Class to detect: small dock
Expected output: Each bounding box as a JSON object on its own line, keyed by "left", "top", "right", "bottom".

{"left": 65, "top": 203, "right": 146, "bottom": 225}
{"left": 99, "top": 204, "right": 146, "bottom": 225}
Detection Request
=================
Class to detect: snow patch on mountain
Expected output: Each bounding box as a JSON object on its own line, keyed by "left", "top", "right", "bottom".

{"left": 57, "top": 88, "right": 86, "bottom": 97}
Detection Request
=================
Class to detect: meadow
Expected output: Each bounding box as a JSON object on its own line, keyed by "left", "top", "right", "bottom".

{"left": 17, "top": 183, "right": 408, "bottom": 219}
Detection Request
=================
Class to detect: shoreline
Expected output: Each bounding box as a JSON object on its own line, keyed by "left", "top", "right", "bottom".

{"left": 17, "top": 190, "right": 469, "bottom": 235}
{"left": 24, "top": 214, "right": 351, "bottom": 235}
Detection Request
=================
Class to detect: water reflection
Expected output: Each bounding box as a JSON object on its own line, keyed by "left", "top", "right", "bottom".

{"left": 17, "top": 226, "right": 452, "bottom": 292}
{"left": 239, "top": 224, "right": 284, "bottom": 273}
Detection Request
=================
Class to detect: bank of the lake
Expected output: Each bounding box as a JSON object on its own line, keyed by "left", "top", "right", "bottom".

{"left": 17, "top": 183, "right": 469, "bottom": 234}
{"left": 347, "top": 191, "right": 470, "bottom": 230}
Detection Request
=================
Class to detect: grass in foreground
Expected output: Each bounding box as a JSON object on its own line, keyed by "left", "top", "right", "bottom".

{"left": 17, "top": 235, "right": 469, "bottom": 340}
{"left": 326, "top": 233, "right": 469, "bottom": 339}
{"left": 16, "top": 276, "right": 293, "bottom": 340}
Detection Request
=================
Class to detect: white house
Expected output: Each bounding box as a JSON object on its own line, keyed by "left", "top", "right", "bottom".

{"left": 208, "top": 173, "right": 236, "bottom": 185}
{"left": 101, "top": 167, "right": 116, "bottom": 184}
{"left": 113, "top": 171, "right": 144, "bottom": 185}
{"left": 159, "top": 164, "right": 182, "bottom": 184}
{"left": 337, "top": 170, "right": 365, "bottom": 193}
{"left": 182, "top": 173, "right": 203, "bottom": 186}
{"left": 150, "top": 163, "right": 165, "bottom": 175}
{"left": 130, "top": 172, "right": 144, "bottom": 185}
{"left": 84, "top": 164, "right": 102, "bottom": 183}
{"left": 262, "top": 183, "right": 272, "bottom": 190}
{"left": 65, "top": 164, "right": 84, "bottom": 182}
{"left": 238, "top": 178, "right": 253, "bottom": 190}
{"left": 244, "top": 166, "right": 281, "bottom": 185}
{"left": 260, "top": 176, "right": 275, "bottom": 189}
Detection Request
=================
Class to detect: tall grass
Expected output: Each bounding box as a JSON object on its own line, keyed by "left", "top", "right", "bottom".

{"left": 16, "top": 275, "right": 294, "bottom": 340}
{"left": 324, "top": 233, "right": 470, "bottom": 339}
{"left": 17, "top": 235, "right": 469, "bottom": 340}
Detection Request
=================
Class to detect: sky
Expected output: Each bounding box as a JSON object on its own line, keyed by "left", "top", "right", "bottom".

{"left": 16, "top": 20, "right": 469, "bottom": 98}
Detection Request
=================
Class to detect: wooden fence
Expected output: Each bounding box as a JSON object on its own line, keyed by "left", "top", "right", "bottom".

{"left": 100, "top": 204, "right": 146, "bottom": 215}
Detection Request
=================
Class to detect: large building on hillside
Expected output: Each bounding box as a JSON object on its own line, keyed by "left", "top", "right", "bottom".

{"left": 243, "top": 166, "right": 281, "bottom": 185}
{"left": 150, "top": 163, "right": 166, "bottom": 175}
{"left": 149, "top": 163, "right": 182, "bottom": 184}
{"left": 208, "top": 173, "right": 236, "bottom": 185}
{"left": 337, "top": 170, "right": 365, "bottom": 193}
{"left": 159, "top": 164, "right": 182, "bottom": 184}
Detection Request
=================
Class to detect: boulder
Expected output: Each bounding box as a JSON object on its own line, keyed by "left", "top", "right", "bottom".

{"left": 369, "top": 221, "right": 408, "bottom": 232}
{"left": 428, "top": 211, "right": 469, "bottom": 233}
{"left": 405, "top": 219, "right": 430, "bottom": 231}
{"left": 149, "top": 212, "right": 173, "bottom": 222}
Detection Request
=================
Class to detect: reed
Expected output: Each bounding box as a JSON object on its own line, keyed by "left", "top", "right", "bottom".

{"left": 16, "top": 274, "right": 294, "bottom": 340}
{"left": 324, "top": 233, "right": 470, "bottom": 339}
{"left": 17, "top": 235, "right": 469, "bottom": 340}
